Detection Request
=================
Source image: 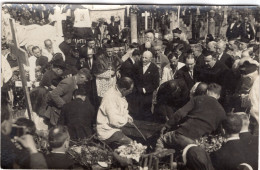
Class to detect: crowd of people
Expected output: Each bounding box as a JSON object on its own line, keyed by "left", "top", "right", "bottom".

{"left": 1, "top": 5, "right": 259, "bottom": 170}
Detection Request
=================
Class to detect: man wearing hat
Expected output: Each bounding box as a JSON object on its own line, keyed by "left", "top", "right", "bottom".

{"left": 226, "top": 15, "right": 241, "bottom": 41}
{"left": 192, "top": 15, "right": 202, "bottom": 41}
{"left": 238, "top": 37, "right": 250, "bottom": 52}
{"left": 139, "top": 29, "right": 156, "bottom": 55}
{"left": 59, "top": 33, "right": 77, "bottom": 67}
{"left": 40, "top": 59, "right": 66, "bottom": 90}
{"left": 107, "top": 16, "right": 120, "bottom": 43}
{"left": 240, "top": 15, "right": 255, "bottom": 41}
{"left": 86, "top": 22, "right": 99, "bottom": 40}
{"left": 190, "top": 40, "right": 205, "bottom": 67}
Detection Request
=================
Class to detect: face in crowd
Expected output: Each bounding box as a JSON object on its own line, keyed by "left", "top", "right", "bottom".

{"left": 186, "top": 57, "right": 195, "bottom": 71}
{"left": 77, "top": 74, "right": 88, "bottom": 85}
{"left": 113, "top": 47, "right": 119, "bottom": 55}
{"left": 207, "top": 41, "right": 217, "bottom": 53}
{"left": 88, "top": 40, "right": 95, "bottom": 49}
{"left": 32, "top": 47, "right": 42, "bottom": 58}
{"left": 154, "top": 45, "right": 162, "bottom": 57}
{"left": 169, "top": 55, "right": 178, "bottom": 66}
{"left": 216, "top": 42, "right": 226, "bottom": 55}
{"left": 119, "top": 46, "right": 125, "bottom": 54}
{"left": 191, "top": 45, "right": 202, "bottom": 57}
{"left": 142, "top": 51, "right": 153, "bottom": 66}
{"left": 106, "top": 48, "right": 114, "bottom": 57}
{"left": 204, "top": 55, "right": 216, "bottom": 68}
{"left": 53, "top": 67, "right": 64, "bottom": 76}
{"left": 44, "top": 40, "right": 53, "bottom": 50}
{"left": 145, "top": 32, "right": 154, "bottom": 43}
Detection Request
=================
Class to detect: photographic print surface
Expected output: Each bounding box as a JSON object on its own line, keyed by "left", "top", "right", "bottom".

{"left": 1, "top": 3, "right": 259, "bottom": 169}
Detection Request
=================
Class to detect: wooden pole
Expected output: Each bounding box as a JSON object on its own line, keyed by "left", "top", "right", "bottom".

{"left": 9, "top": 18, "right": 33, "bottom": 120}
{"left": 177, "top": 6, "right": 180, "bottom": 27}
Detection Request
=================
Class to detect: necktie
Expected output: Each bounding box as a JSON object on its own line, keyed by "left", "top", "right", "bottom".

{"left": 189, "top": 71, "right": 193, "bottom": 78}
{"left": 88, "top": 59, "right": 92, "bottom": 69}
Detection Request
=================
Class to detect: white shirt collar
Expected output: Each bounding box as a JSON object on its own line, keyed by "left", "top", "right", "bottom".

{"left": 129, "top": 57, "right": 135, "bottom": 64}
{"left": 240, "top": 130, "right": 249, "bottom": 133}
{"left": 218, "top": 52, "right": 223, "bottom": 60}
{"left": 226, "top": 136, "right": 240, "bottom": 142}
{"left": 143, "top": 62, "right": 151, "bottom": 74}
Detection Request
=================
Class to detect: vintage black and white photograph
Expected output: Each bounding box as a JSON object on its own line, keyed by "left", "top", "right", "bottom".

{"left": 1, "top": 3, "right": 260, "bottom": 169}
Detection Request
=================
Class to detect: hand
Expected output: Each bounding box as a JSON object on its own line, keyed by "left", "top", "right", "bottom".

{"left": 14, "top": 134, "right": 38, "bottom": 154}
{"left": 116, "top": 71, "right": 121, "bottom": 79}
{"left": 128, "top": 116, "right": 133, "bottom": 124}
{"left": 160, "top": 126, "right": 168, "bottom": 136}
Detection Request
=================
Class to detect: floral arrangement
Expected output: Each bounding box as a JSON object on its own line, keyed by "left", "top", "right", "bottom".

{"left": 66, "top": 136, "right": 112, "bottom": 168}
{"left": 115, "top": 141, "right": 147, "bottom": 162}
{"left": 195, "top": 134, "right": 226, "bottom": 153}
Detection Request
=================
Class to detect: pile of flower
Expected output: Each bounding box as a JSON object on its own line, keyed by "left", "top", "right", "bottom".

{"left": 115, "top": 141, "right": 147, "bottom": 162}
{"left": 68, "top": 144, "right": 111, "bottom": 167}
{"left": 195, "top": 134, "right": 227, "bottom": 153}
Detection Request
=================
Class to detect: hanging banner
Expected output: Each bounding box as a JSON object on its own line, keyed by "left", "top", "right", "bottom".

{"left": 89, "top": 7, "right": 125, "bottom": 29}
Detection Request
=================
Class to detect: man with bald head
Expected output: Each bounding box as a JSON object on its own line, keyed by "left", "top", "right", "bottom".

{"left": 216, "top": 40, "right": 234, "bottom": 68}
{"left": 43, "top": 39, "right": 65, "bottom": 62}
{"left": 134, "top": 51, "right": 160, "bottom": 121}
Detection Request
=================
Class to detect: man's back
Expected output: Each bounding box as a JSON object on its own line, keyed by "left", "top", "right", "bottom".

{"left": 210, "top": 140, "right": 248, "bottom": 170}
{"left": 59, "top": 98, "right": 95, "bottom": 140}
{"left": 168, "top": 95, "right": 226, "bottom": 139}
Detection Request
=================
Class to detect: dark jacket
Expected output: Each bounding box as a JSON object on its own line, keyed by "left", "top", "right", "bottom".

{"left": 240, "top": 22, "right": 255, "bottom": 40}
{"left": 175, "top": 66, "right": 197, "bottom": 90}
{"left": 135, "top": 62, "right": 160, "bottom": 95}
{"left": 59, "top": 98, "right": 95, "bottom": 140}
{"left": 218, "top": 53, "right": 234, "bottom": 69}
{"left": 239, "top": 132, "right": 258, "bottom": 170}
{"left": 45, "top": 153, "right": 78, "bottom": 169}
{"left": 210, "top": 139, "right": 248, "bottom": 170}
{"left": 120, "top": 58, "right": 136, "bottom": 80}
{"left": 107, "top": 22, "right": 119, "bottom": 38}
{"left": 1, "top": 133, "right": 47, "bottom": 169}
{"left": 86, "top": 27, "right": 99, "bottom": 40}
{"left": 166, "top": 95, "right": 226, "bottom": 140}
{"left": 40, "top": 70, "right": 62, "bottom": 89}
{"left": 226, "top": 22, "right": 241, "bottom": 40}
{"left": 198, "top": 61, "right": 233, "bottom": 90}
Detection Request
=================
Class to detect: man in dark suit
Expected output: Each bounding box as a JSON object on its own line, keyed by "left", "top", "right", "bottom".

{"left": 77, "top": 46, "right": 99, "bottom": 110}
{"left": 59, "top": 88, "right": 95, "bottom": 140}
{"left": 235, "top": 112, "right": 258, "bottom": 170}
{"left": 120, "top": 49, "right": 141, "bottom": 117}
{"left": 86, "top": 22, "right": 99, "bottom": 40}
{"left": 49, "top": 68, "right": 92, "bottom": 125}
{"left": 45, "top": 126, "right": 80, "bottom": 169}
{"left": 240, "top": 15, "right": 255, "bottom": 40}
{"left": 120, "top": 49, "right": 140, "bottom": 80}
{"left": 210, "top": 114, "right": 250, "bottom": 170}
{"left": 216, "top": 40, "right": 234, "bottom": 69}
{"left": 107, "top": 16, "right": 119, "bottom": 42}
{"left": 198, "top": 51, "right": 233, "bottom": 91}
{"left": 190, "top": 40, "right": 205, "bottom": 67}
{"left": 156, "top": 83, "right": 226, "bottom": 151}
{"left": 134, "top": 51, "right": 159, "bottom": 121}
{"left": 175, "top": 53, "right": 197, "bottom": 90}
{"left": 226, "top": 15, "right": 241, "bottom": 41}
{"left": 59, "top": 34, "right": 78, "bottom": 72}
